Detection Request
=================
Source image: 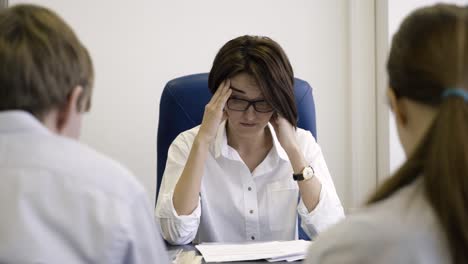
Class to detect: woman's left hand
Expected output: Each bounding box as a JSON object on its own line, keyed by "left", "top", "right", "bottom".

{"left": 270, "top": 113, "right": 298, "bottom": 152}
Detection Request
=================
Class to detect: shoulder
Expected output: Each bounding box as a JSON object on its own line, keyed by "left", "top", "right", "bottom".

{"left": 172, "top": 125, "right": 201, "bottom": 146}
{"left": 295, "top": 127, "right": 316, "bottom": 143}
{"left": 306, "top": 213, "right": 390, "bottom": 263}
{"left": 28, "top": 133, "right": 147, "bottom": 202}
{"left": 294, "top": 127, "right": 321, "bottom": 155}
{"left": 306, "top": 180, "right": 448, "bottom": 263}
{"left": 168, "top": 125, "right": 201, "bottom": 154}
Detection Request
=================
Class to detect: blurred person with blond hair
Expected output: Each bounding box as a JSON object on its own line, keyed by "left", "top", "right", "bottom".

{"left": 0, "top": 4, "right": 169, "bottom": 263}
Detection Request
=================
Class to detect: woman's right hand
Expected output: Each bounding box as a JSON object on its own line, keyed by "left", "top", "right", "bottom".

{"left": 197, "top": 79, "right": 232, "bottom": 144}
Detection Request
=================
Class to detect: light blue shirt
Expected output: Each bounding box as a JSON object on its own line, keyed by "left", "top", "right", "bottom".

{"left": 0, "top": 111, "right": 169, "bottom": 264}
{"left": 306, "top": 178, "right": 450, "bottom": 263}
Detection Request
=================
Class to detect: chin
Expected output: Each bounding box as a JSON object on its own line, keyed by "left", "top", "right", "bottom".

{"left": 237, "top": 122, "right": 268, "bottom": 134}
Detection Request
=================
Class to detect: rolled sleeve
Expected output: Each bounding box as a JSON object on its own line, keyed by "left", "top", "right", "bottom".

{"left": 156, "top": 192, "right": 201, "bottom": 245}
{"left": 297, "top": 130, "right": 345, "bottom": 239}
{"left": 297, "top": 185, "right": 345, "bottom": 239}
{"left": 155, "top": 132, "right": 202, "bottom": 245}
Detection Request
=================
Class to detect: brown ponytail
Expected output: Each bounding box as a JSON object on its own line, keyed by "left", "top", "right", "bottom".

{"left": 368, "top": 4, "right": 468, "bottom": 263}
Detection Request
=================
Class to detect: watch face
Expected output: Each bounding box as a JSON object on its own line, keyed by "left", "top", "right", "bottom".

{"left": 303, "top": 166, "right": 314, "bottom": 180}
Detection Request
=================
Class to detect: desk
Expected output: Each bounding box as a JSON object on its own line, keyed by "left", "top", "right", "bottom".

{"left": 167, "top": 244, "right": 291, "bottom": 264}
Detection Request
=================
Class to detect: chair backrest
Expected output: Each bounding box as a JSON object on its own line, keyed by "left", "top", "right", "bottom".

{"left": 156, "top": 73, "right": 317, "bottom": 240}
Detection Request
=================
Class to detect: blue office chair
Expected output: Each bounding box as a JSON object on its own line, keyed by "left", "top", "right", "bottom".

{"left": 156, "top": 73, "right": 317, "bottom": 240}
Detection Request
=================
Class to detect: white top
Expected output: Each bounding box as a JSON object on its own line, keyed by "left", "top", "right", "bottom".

{"left": 306, "top": 178, "right": 450, "bottom": 264}
{"left": 155, "top": 121, "right": 344, "bottom": 245}
{"left": 0, "top": 111, "right": 169, "bottom": 264}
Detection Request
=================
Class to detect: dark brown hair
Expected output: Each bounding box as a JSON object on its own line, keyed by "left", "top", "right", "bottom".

{"left": 208, "top": 35, "right": 297, "bottom": 127}
{"left": 368, "top": 4, "right": 468, "bottom": 263}
{"left": 0, "top": 4, "right": 94, "bottom": 120}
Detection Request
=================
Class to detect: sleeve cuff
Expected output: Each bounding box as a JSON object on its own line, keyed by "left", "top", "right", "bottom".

{"left": 155, "top": 192, "right": 201, "bottom": 244}
{"left": 297, "top": 186, "right": 345, "bottom": 237}
{"left": 297, "top": 184, "right": 326, "bottom": 221}
{"left": 157, "top": 192, "right": 201, "bottom": 220}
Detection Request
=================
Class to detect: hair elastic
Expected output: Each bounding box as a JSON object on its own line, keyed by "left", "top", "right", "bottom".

{"left": 442, "top": 89, "right": 468, "bottom": 102}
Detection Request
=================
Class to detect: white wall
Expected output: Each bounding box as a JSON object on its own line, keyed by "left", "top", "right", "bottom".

{"left": 9, "top": 0, "right": 378, "bottom": 209}
{"left": 347, "top": 0, "right": 381, "bottom": 207}
{"left": 152, "top": 0, "right": 352, "bottom": 207}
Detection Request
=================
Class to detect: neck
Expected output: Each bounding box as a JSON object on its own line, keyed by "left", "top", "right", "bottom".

{"left": 402, "top": 99, "right": 438, "bottom": 156}
{"left": 41, "top": 110, "right": 60, "bottom": 134}
{"left": 226, "top": 123, "right": 272, "bottom": 153}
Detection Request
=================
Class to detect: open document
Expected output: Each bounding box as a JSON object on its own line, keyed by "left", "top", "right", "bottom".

{"left": 195, "top": 240, "right": 311, "bottom": 262}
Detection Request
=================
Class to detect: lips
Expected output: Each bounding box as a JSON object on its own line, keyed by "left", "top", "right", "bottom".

{"left": 240, "top": 122, "right": 256, "bottom": 127}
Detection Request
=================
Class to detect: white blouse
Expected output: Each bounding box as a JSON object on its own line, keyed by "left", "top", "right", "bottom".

{"left": 155, "top": 121, "right": 344, "bottom": 245}
{"left": 306, "top": 178, "right": 450, "bottom": 264}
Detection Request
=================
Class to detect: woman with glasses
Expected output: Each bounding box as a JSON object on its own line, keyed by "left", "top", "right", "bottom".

{"left": 156, "top": 35, "right": 344, "bottom": 245}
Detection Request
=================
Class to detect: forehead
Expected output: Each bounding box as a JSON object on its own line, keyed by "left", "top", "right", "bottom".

{"left": 229, "top": 73, "right": 262, "bottom": 98}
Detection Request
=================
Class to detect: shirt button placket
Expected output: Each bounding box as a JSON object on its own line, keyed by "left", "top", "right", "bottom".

{"left": 244, "top": 180, "right": 259, "bottom": 241}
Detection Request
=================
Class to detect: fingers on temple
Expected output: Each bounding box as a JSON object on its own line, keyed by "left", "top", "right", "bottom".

{"left": 214, "top": 79, "right": 231, "bottom": 107}
{"left": 221, "top": 80, "right": 232, "bottom": 103}
{"left": 211, "top": 80, "right": 226, "bottom": 102}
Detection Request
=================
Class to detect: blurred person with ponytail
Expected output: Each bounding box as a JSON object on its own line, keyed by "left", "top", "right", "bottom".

{"left": 306, "top": 3, "right": 468, "bottom": 264}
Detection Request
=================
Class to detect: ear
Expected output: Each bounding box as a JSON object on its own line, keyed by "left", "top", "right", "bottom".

{"left": 387, "top": 88, "right": 407, "bottom": 126}
{"left": 56, "top": 86, "right": 84, "bottom": 138}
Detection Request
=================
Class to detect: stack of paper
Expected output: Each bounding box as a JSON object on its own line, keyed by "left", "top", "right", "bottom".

{"left": 172, "top": 250, "right": 203, "bottom": 264}
{"left": 195, "top": 240, "right": 311, "bottom": 262}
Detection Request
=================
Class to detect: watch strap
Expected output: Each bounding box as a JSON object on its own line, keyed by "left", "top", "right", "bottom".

{"left": 293, "top": 173, "right": 305, "bottom": 181}
{"left": 293, "top": 165, "right": 315, "bottom": 181}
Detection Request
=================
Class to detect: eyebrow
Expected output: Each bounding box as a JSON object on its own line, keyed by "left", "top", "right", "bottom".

{"left": 229, "top": 85, "right": 246, "bottom": 94}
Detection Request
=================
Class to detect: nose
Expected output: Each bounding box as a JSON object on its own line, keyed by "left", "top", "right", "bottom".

{"left": 243, "top": 104, "right": 256, "bottom": 121}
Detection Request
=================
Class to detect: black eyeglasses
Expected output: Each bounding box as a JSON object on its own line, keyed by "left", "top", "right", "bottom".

{"left": 226, "top": 98, "right": 274, "bottom": 113}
